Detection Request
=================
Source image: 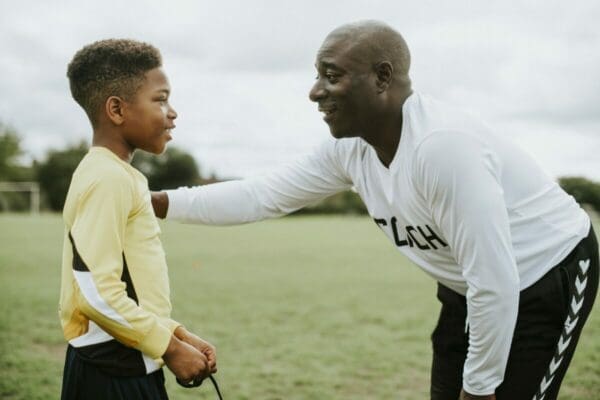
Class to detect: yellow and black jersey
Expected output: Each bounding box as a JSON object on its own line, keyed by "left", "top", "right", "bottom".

{"left": 60, "top": 146, "right": 180, "bottom": 376}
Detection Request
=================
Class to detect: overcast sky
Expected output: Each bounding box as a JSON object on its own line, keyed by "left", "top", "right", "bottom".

{"left": 1, "top": 0, "right": 598, "bottom": 180}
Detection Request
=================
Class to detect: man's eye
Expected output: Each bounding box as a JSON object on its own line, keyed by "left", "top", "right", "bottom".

{"left": 315, "top": 73, "right": 338, "bottom": 83}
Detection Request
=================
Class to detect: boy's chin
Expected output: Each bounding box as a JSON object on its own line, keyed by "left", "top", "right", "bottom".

{"left": 142, "top": 143, "right": 167, "bottom": 155}
{"left": 153, "top": 145, "right": 168, "bottom": 155}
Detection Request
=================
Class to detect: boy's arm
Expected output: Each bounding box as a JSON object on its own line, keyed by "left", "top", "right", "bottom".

{"left": 69, "top": 173, "right": 176, "bottom": 359}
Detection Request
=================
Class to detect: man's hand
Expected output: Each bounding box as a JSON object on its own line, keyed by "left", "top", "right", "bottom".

{"left": 163, "top": 334, "right": 211, "bottom": 383}
{"left": 151, "top": 191, "right": 169, "bottom": 219}
{"left": 459, "top": 389, "right": 496, "bottom": 400}
{"left": 175, "top": 326, "right": 217, "bottom": 373}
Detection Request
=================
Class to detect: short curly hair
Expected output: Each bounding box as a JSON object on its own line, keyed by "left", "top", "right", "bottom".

{"left": 67, "top": 39, "right": 162, "bottom": 126}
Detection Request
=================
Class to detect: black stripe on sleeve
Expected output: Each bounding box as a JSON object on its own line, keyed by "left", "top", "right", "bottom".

{"left": 68, "top": 232, "right": 90, "bottom": 272}
{"left": 121, "top": 253, "right": 139, "bottom": 304}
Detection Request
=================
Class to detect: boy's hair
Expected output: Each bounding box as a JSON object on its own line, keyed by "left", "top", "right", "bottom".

{"left": 67, "top": 39, "right": 162, "bottom": 126}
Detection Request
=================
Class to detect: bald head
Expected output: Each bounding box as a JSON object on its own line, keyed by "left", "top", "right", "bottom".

{"left": 322, "top": 20, "right": 411, "bottom": 80}
{"left": 310, "top": 21, "right": 413, "bottom": 141}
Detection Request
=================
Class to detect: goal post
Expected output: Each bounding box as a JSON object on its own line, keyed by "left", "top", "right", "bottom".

{"left": 0, "top": 181, "right": 40, "bottom": 214}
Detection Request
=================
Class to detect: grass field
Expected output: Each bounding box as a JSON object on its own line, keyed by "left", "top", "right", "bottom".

{"left": 1, "top": 213, "right": 599, "bottom": 399}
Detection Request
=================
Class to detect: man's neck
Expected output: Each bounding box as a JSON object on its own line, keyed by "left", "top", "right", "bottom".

{"left": 362, "top": 91, "right": 410, "bottom": 168}
{"left": 368, "top": 132, "right": 400, "bottom": 168}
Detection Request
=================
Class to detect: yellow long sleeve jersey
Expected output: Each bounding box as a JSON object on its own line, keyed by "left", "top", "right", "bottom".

{"left": 59, "top": 147, "right": 180, "bottom": 376}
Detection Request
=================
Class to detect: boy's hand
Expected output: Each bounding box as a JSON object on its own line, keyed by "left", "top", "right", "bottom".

{"left": 459, "top": 389, "right": 496, "bottom": 400}
{"left": 175, "top": 327, "right": 217, "bottom": 373}
{"left": 163, "top": 334, "right": 211, "bottom": 383}
{"left": 151, "top": 191, "right": 169, "bottom": 219}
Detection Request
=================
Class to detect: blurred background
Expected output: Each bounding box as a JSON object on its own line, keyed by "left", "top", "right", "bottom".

{"left": 1, "top": 1, "right": 599, "bottom": 206}
{"left": 1, "top": 2, "right": 600, "bottom": 399}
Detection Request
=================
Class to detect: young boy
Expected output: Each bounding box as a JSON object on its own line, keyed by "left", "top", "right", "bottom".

{"left": 59, "top": 39, "right": 216, "bottom": 400}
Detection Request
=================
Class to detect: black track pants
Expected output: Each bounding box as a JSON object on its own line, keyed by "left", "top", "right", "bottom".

{"left": 430, "top": 226, "right": 599, "bottom": 400}
{"left": 61, "top": 345, "right": 169, "bottom": 400}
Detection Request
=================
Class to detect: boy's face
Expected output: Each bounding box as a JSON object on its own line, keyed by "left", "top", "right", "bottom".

{"left": 122, "top": 67, "right": 177, "bottom": 154}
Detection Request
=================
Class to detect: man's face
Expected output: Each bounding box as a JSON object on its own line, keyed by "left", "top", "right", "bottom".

{"left": 309, "top": 37, "right": 375, "bottom": 139}
{"left": 122, "top": 67, "right": 177, "bottom": 155}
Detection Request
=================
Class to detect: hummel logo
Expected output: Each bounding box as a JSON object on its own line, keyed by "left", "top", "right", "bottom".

{"left": 534, "top": 257, "right": 591, "bottom": 400}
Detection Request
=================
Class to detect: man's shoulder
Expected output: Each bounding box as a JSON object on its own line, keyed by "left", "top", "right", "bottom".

{"left": 413, "top": 130, "right": 492, "bottom": 169}
{"left": 406, "top": 92, "right": 491, "bottom": 146}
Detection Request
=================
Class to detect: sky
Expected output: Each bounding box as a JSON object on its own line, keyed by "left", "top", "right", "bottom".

{"left": 1, "top": 0, "right": 599, "bottom": 180}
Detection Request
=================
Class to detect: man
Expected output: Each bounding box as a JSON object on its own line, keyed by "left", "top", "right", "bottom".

{"left": 152, "top": 21, "right": 597, "bottom": 400}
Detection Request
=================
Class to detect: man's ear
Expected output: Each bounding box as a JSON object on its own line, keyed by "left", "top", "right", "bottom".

{"left": 105, "top": 96, "right": 126, "bottom": 125}
{"left": 374, "top": 61, "right": 393, "bottom": 93}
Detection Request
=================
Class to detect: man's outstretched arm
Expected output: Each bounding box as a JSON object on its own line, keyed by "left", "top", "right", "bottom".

{"left": 152, "top": 140, "right": 353, "bottom": 225}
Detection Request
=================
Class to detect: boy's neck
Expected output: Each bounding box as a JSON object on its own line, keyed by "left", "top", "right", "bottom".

{"left": 92, "top": 128, "right": 134, "bottom": 163}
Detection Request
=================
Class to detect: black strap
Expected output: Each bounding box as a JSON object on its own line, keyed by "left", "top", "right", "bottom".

{"left": 177, "top": 374, "right": 224, "bottom": 400}
{"left": 208, "top": 375, "right": 224, "bottom": 400}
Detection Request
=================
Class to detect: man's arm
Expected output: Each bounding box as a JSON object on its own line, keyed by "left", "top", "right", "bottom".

{"left": 155, "top": 140, "right": 353, "bottom": 224}
{"left": 416, "top": 131, "right": 519, "bottom": 397}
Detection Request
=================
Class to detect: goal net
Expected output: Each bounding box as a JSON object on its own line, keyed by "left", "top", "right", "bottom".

{"left": 0, "top": 181, "right": 40, "bottom": 214}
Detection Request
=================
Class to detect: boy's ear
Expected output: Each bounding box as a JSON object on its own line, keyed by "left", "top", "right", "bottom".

{"left": 105, "top": 96, "right": 126, "bottom": 125}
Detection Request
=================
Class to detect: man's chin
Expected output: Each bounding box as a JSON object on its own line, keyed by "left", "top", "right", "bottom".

{"left": 328, "top": 127, "right": 352, "bottom": 139}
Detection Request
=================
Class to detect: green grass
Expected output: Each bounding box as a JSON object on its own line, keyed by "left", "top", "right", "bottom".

{"left": 0, "top": 213, "right": 598, "bottom": 399}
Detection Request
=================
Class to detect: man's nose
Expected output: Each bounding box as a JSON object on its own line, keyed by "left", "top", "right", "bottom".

{"left": 309, "top": 81, "right": 326, "bottom": 102}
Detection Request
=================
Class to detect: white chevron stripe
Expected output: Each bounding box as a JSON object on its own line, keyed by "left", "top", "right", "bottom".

{"left": 535, "top": 257, "right": 591, "bottom": 400}
{"left": 558, "top": 334, "right": 572, "bottom": 354}
{"left": 570, "top": 297, "right": 584, "bottom": 315}
{"left": 549, "top": 356, "right": 563, "bottom": 374}
{"left": 575, "top": 276, "right": 587, "bottom": 295}
{"left": 540, "top": 375, "right": 554, "bottom": 393}
{"left": 565, "top": 316, "right": 579, "bottom": 335}
{"left": 579, "top": 259, "right": 590, "bottom": 274}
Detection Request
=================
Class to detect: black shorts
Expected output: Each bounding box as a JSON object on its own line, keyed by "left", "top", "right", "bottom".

{"left": 430, "top": 225, "right": 599, "bottom": 400}
{"left": 61, "top": 345, "right": 169, "bottom": 400}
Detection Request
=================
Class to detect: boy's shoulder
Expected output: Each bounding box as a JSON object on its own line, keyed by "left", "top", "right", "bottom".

{"left": 66, "top": 147, "right": 146, "bottom": 215}
{"left": 73, "top": 148, "right": 136, "bottom": 188}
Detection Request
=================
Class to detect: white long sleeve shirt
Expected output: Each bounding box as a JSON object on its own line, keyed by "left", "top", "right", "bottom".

{"left": 166, "top": 92, "right": 590, "bottom": 394}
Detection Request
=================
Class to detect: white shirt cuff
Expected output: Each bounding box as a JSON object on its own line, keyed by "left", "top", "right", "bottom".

{"left": 165, "top": 188, "right": 192, "bottom": 221}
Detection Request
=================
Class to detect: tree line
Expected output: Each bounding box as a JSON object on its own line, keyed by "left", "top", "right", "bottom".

{"left": 1, "top": 121, "right": 599, "bottom": 215}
